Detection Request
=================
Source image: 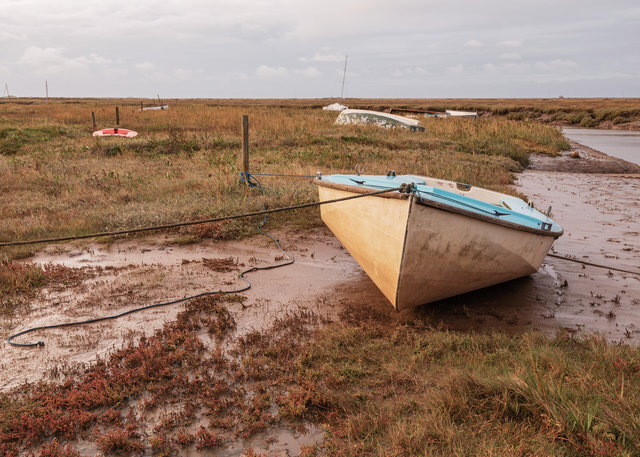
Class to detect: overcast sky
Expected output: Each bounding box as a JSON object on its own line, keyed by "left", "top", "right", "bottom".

{"left": 1, "top": 0, "right": 638, "bottom": 98}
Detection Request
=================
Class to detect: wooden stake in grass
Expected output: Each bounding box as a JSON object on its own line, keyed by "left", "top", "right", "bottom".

{"left": 116, "top": 106, "right": 120, "bottom": 126}
{"left": 242, "top": 114, "right": 249, "bottom": 184}
{"left": 91, "top": 111, "right": 97, "bottom": 130}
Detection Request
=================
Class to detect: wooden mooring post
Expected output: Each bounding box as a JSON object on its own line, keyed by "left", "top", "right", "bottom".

{"left": 241, "top": 114, "right": 249, "bottom": 180}
{"left": 115, "top": 106, "right": 120, "bottom": 125}
{"left": 91, "top": 111, "right": 96, "bottom": 130}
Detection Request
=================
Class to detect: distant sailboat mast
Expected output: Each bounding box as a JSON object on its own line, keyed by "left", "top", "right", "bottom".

{"left": 340, "top": 55, "right": 348, "bottom": 99}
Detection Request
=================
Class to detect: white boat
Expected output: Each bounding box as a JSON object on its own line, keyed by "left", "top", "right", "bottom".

{"left": 445, "top": 109, "right": 477, "bottom": 118}
{"left": 323, "top": 103, "right": 348, "bottom": 111}
{"left": 335, "top": 109, "right": 425, "bottom": 131}
{"left": 315, "top": 173, "right": 562, "bottom": 309}
{"left": 142, "top": 105, "right": 169, "bottom": 111}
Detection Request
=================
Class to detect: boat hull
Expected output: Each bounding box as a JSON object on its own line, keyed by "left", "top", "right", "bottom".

{"left": 318, "top": 185, "right": 556, "bottom": 310}
{"left": 335, "top": 109, "right": 425, "bottom": 131}
{"left": 397, "top": 197, "right": 555, "bottom": 309}
{"left": 318, "top": 185, "right": 411, "bottom": 305}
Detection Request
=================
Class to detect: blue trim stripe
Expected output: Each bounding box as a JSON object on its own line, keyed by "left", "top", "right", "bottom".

{"left": 322, "top": 174, "right": 563, "bottom": 235}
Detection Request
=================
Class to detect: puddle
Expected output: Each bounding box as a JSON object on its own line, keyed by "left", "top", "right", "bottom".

{"left": 215, "top": 423, "right": 323, "bottom": 457}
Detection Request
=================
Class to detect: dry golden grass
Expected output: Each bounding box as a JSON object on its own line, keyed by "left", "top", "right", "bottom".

{"left": 1, "top": 99, "right": 568, "bottom": 253}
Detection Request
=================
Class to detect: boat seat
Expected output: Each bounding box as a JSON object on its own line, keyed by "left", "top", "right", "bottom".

{"left": 500, "top": 196, "right": 530, "bottom": 213}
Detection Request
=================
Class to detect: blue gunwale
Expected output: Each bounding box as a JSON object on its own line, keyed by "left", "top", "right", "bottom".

{"left": 321, "top": 174, "right": 563, "bottom": 236}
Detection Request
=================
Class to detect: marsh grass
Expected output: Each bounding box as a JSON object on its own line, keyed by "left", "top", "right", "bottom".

{"left": 0, "top": 98, "right": 638, "bottom": 457}
{"left": 283, "top": 324, "right": 640, "bottom": 456}
{"left": 0, "top": 99, "right": 568, "bottom": 254}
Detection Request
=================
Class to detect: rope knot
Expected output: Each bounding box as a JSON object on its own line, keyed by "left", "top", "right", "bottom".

{"left": 399, "top": 182, "right": 415, "bottom": 194}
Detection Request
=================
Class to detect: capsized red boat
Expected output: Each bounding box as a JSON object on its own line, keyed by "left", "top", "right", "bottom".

{"left": 92, "top": 128, "right": 137, "bottom": 138}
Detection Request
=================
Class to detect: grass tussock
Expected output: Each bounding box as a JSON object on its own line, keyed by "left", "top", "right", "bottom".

{"left": 0, "top": 100, "right": 568, "bottom": 251}
{"left": 289, "top": 323, "right": 640, "bottom": 456}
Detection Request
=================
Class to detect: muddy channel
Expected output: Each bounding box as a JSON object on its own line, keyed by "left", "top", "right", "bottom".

{"left": 0, "top": 141, "right": 639, "bottom": 454}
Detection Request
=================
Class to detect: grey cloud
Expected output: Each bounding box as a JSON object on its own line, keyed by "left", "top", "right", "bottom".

{"left": 0, "top": 0, "right": 638, "bottom": 97}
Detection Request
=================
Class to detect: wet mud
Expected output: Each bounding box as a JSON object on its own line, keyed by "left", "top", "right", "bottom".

{"left": 0, "top": 230, "right": 357, "bottom": 391}
{"left": 1, "top": 142, "right": 639, "bottom": 455}
{"left": 529, "top": 140, "right": 640, "bottom": 174}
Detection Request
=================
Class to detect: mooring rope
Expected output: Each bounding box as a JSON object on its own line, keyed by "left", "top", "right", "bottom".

{"left": 243, "top": 172, "right": 316, "bottom": 179}
{"left": 547, "top": 253, "right": 640, "bottom": 276}
{"left": 6, "top": 183, "right": 403, "bottom": 347}
{"left": 0, "top": 186, "right": 403, "bottom": 248}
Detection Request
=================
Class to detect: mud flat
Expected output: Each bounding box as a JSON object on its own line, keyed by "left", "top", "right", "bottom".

{"left": 2, "top": 145, "right": 639, "bottom": 393}
{"left": 528, "top": 140, "right": 640, "bottom": 174}
{"left": 0, "top": 229, "right": 356, "bottom": 391}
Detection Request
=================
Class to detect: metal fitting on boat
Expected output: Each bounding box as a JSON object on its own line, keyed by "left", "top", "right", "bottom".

{"left": 387, "top": 170, "right": 397, "bottom": 177}
{"left": 316, "top": 172, "right": 323, "bottom": 180}
{"left": 399, "top": 183, "right": 415, "bottom": 194}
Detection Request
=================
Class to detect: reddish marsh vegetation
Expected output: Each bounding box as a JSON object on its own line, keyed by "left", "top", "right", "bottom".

{"left": 2, "top": 293, "right": 640, "bottom": 456}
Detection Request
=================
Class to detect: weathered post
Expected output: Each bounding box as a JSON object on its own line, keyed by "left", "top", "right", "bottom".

{"left": 242, "top": 114, "right": 249, "bottom": 181}
{"left": 91, "top": 111, "right": 96, "bottom": 130}
{"left": 115, "top": 106, "right": 120, "bottom": 125}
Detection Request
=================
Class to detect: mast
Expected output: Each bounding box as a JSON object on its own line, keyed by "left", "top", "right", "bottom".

{"left": 340, "top": 55, "right": 348, "bottom": 99}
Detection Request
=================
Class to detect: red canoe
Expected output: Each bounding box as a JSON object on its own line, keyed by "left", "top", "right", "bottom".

{"left": 92, "top": 128, "right": 138, "bottom": 138}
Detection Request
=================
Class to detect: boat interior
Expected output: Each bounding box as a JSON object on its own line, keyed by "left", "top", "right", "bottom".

{"left": 404, "top": 175, "right": 527, "bottom": 211}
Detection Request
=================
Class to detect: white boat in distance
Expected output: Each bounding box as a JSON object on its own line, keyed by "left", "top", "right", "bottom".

{"left": 316, "top": 173, "right": 562, "bottom": 310}
{"left": 335, "top": 109, "right": 425, "bottom": 131}
{"left": 445, "top": 109, "right": 477, "bottom": 118}
{"left": 142, "top": 105, "right": 169, "bottom": 111}
{"left": 323, "top": 103, "right": 348, "bottom": 111}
